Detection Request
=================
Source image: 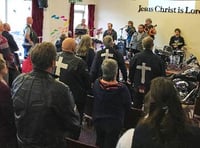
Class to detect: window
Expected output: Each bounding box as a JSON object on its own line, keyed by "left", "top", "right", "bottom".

{"left": 1, "top": 0, "right": 32, "bottom": 58}
{"left": 74, "top": 5, "right": 88, "bottom": 30}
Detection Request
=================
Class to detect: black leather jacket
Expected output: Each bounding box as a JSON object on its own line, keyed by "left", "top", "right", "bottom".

{"left": 11, "top": 69, "right": 81, "bottom": 148}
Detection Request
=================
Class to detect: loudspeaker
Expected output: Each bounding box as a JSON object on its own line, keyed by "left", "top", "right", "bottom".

{"left": 37, "top": 0, "right": 48, "bottom": 8}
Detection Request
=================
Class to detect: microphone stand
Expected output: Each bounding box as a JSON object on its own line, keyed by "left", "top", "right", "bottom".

{"left": 119, "top": 28, "right": 124, "bottom": 41}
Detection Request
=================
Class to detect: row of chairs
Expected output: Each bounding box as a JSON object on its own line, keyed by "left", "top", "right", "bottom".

{"left": 65, "top": 94, "right": 145, "bottom": 148}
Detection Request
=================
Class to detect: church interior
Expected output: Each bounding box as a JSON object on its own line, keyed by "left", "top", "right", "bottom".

{"left": 1, "top": 0, "right": 200, "bottom": 148}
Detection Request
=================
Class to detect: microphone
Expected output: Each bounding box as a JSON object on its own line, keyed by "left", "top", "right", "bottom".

{"left": 120, "top": 25, "right": 128, "bottom": 30}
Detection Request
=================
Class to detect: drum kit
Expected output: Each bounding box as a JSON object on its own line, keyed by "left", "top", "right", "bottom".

{"left": 155, "top": 45, "right": 185, "bottom": 69}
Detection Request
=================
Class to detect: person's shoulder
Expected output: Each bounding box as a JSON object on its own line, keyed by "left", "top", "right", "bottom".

{"left": 133, "top": 51, "right": 143, "bottom": 58}
{"left": 2, "top": 31, "right": 9, "bottom": 36}
{"left": 116, "top": 128, "right": 135, "bottom": 148}
{"left": 88, "top": 47, "right": 95, "bottom": 53}
{"left": 52, "top": 79, "right": 71, "bottom": 93}
{"left": 74, "top": 55, "right": 87, "bottom": 64}
{"left": 96, "top": 49, "right": 105, "bottom": 55}
{"left": 134, "top": 123, "right": 153, "bottom": 136}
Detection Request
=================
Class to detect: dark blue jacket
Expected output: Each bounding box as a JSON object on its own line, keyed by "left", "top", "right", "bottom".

{"left": 93, "top": 79, "right": 131, "bottom": 127}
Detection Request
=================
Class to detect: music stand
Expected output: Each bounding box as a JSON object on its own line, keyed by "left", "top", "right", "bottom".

{"left": 75, "top": 29, "right": 87, "bottom": 35}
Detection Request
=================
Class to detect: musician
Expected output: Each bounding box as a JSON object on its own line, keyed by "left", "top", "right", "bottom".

{"left": 103, "top": 23, "right": 117, "bottom": 42}
{"left": 75, "top": 18, "right": 88, "bottom": 31}
{"left": 129, "top": 36, "right": 165, "bottom": 109}
{"left": 130, "top": 24, "right": 148, "bottom": 54}
{"left": 144, "top": 18, "right": 157, "bottom": 39}
{"left": 169, "top": 28, "right": 185, "bottom": 50}
{"left": 125, "top": 21, "right": 136, "bottom": 48}
{"left": 75, "top": 19, "right": 89, "bottom": 43}
{"left": 144, "top": 18, "right": 152, "bottom": 32}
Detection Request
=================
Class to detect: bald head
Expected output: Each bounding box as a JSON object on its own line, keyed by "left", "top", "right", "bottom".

{"left": 62, "top": 38, "right": 76, "bottom": 52}
{"left": 27, "top": 17, "right": 33, "bottom": 25}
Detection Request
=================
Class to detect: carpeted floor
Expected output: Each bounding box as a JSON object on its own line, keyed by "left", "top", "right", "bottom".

{"left": 79, "top": 123, "right": 96, "bottom": 145}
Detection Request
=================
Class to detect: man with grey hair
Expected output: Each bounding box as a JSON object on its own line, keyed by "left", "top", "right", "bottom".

{"left": 129, "top": 36, "right": 165, "bottom": 109}
{"left": 90, "top": 35, "right": 127, "bottom": 82}
{"left": 93, "top": 58, "right": 131, "bottom": 148}
{"left": 101, "top": 58, "right": 118, "bottom": 81}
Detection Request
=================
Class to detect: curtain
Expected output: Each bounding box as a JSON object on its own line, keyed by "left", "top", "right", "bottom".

{"left": 32, "top": 0, "right": 44, "bottom": 42}
{"left": 68, "top": 3, "right": 75, "bottom": 37}
{"left": 88, "top": 5, "right": 95, "bottom": 37}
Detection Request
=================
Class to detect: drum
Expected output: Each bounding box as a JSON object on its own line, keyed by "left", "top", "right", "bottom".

{"left": 171, "top": 50, "right": 185, "bottom": 64}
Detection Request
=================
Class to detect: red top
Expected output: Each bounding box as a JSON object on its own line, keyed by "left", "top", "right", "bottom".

{"left": 22, "top": 56, "right": 33, "bottom": 73}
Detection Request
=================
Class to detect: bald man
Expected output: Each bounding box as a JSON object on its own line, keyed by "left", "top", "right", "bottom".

{"left": 22, "top": 16, "right": 38, "bottom": 59}
{"left": 55, "top": 38, "right": 90, "bottom": 122}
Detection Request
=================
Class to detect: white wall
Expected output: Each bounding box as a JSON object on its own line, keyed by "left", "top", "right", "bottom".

{"left": 95, "top": 0, "right": 200, "bottom": 58}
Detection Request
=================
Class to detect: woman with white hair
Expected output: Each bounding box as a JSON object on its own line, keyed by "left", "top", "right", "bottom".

{"left": 92, "top": 58, "right": 131, "bottom": 148}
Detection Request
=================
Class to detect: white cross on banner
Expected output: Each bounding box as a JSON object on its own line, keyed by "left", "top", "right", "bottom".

{"left": 55, "top": 56, "right": 68, "bottom": 76}
{"left": 136, "top": 62, "right": 151, "bottom": 84}
{"left": 101, "top": 49, "right": 114, "bottom": 59}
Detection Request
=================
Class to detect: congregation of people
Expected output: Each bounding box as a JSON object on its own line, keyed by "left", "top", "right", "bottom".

{"left": 0, "top": 15, "right": 199, "bottom": 148}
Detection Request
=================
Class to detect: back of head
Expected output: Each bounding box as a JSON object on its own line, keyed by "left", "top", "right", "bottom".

{"left": 60, "top": 34, "right": 67, "bottom": 40}
{"left": 3, "top": 23, "right": 10, "bottom": 32}
{"left": 150, "top": 77, "right": 181, "bottom": 111}
{"left": 62, "top": 38, "right": 76, "bottom": 52}
{"left": 30, "top": 42, "right": 56, "bottom": 70}
{"left": 142, "top": 36, "right": 154, "bottom": 50}
{"left": 101, "top": 59, "right": 118, "bottom": 81}
{"left": 77, "top": 35, "right": 92, "bottom": 54}
{"left": 103, "top": 35, "right": 113, "bottom": 48}
{"left": 143, "top": 77, "right": 186, "bottom": 144}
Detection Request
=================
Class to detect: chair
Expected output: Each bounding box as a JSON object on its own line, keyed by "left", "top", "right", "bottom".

{"left": 83, "top": 94, "right": 94, "bottom": 127}
{"left": 124, "top": 107, "right": 145, "bottom": 129}
{"left": 65, "top": 137, "right": 97, "bottom": 148}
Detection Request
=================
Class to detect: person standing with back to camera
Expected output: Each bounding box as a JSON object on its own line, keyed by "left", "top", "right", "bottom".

{"left": 12, "top": 42, "right": 81, "bottom": 148}
{"left": 93, "top": 59, "right": 131, "bottom": 148}
{"left": 132, "top": 77, "right": 200, "bottom": 148}
{"left": 0, "top": 57, "right": 17, "bottom": 148}
{"left": 129, "top": 36, "right": 165, "bottom": 109}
